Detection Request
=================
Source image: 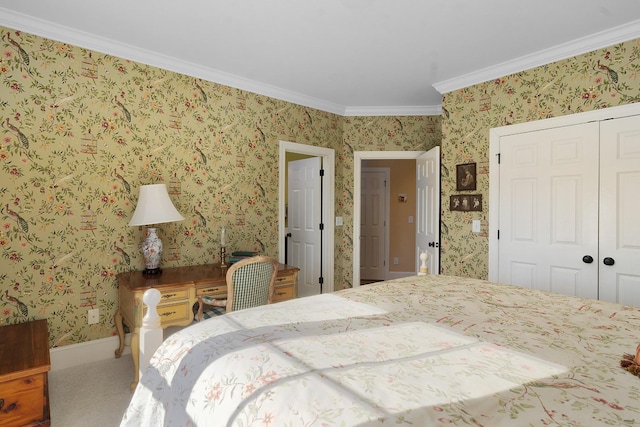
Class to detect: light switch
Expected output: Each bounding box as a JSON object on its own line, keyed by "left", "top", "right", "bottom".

{"left": 472, "top": 220, "right": 481, "bottom": 233}
{"left": 335, "top": 216, "right": 343, "bottom": 226}
{"left": 408, "top": 216, "right": 414, "bottom": 224}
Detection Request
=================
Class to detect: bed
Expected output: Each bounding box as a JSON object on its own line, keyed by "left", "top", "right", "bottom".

{"left": 121, "top": 275, "right": 640, "bottom": 426}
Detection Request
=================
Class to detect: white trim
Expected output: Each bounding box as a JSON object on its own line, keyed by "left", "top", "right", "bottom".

{"left": 0, "top": 8, "right": 441, "bottom": 117}
{"left": 9, "top": 7, "right": 639, "bottom": 116}
{"left": 488, "top": 102, "right": 640, "bottom": 282}
{"left": 0, "top": 8, "right": 346, "bottom": 116}
{"left": 434, "top": 19, "right": 640, "bottom": 95}
{"left": 344, "top": 105, "right": 442, "bottom": 117}
{"left": 353, "top": 151, "right": 425, "bottom": 288}
{"left": 279, "top": 141, "right": 335, "bottom": 292}
{"left": 50, "top": 333, "right": 131, "bottom": 372}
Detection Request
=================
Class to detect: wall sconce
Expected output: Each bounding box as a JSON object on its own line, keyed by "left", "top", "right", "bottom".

{"left": 128, "top": 184, "right": 184, "bottom": 275}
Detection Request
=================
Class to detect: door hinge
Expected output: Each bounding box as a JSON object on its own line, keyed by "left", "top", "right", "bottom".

{"left": 319, "top": 276, "right": 324, "bottom": 284}
{"left": 319, "top": 223, "right": 324, "bottom": 230}
{"left": 497, "top": 229, "right": 500, "bottom": 239}
{"left": 319, "top": 168, "right": 325, "bottom": 177}
{"left": 497, "top": 153, "right": 501, "bottom": 164}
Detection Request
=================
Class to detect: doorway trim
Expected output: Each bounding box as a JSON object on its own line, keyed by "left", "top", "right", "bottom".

{"left": 279, "top": 141, "right": 335, "bottom": 292}
{"left": 488, "top": 102, "right": 640, "bottom": 282}
{"left": 353, "top": 151, "right": 425, "bottom": 288}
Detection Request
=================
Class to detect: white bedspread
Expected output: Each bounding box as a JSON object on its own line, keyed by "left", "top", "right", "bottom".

{"left": 121, "top": 275, "right": 640, "bottom": 426}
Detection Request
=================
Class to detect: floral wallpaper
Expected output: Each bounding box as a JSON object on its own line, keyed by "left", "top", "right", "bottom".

{"left": 0, "top": 25, "right": 440, "bottom": 347}
{"left": 440, "top": 39, "right": 640, "bottom": 279}
{"left": 0, "top": 26, "right": 346, "bottom": 345}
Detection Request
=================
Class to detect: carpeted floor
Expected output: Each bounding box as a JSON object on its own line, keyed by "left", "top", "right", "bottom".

{"left": 49, "top": 355, "right": 135, "bottom": 427}
{"left": 48, "top": 326, "right": 187, "bottom": 427}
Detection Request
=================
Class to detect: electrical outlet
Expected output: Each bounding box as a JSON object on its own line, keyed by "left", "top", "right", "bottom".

{"left": 88, "top": 308, "right": 99, "bottom": 325}
{"left": 393, "top": 257, "right": 399, "bottom": 265}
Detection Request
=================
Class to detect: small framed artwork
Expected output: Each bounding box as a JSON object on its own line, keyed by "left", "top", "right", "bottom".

{"left": 450, "top": 194, "right": 482, "bottom": 212}
{"left": 456, "top": 163, "right": 477, "bottom": 191}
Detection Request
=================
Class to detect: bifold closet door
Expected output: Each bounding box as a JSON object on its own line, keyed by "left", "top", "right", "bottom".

{"left": 598, "top": 115, "right": 640, "bottom": 306}
{"left": 497, "top": 122, "right": 600, "bottom": 299}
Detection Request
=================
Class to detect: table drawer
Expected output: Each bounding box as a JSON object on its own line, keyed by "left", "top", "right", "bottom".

{"left": 196, "top": 285, "right": 227, "bottom": 298}
{"left": 273, "top": 284, "right": 295, "bottom": 302}
{"left": 144, "top": 302, "right": 192, "bottom": 325}
{"left": 158, "top": 289, "right": 189, "bottom": 303}
{"left": 0, "top": 374, "right": 47, "bottom": 427}
{"left": 274, "top": 273, "right": 296, "bottom": 286}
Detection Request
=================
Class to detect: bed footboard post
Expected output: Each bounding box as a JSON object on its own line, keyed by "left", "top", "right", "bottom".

{"left": 139, "top": 288, "right": 163, "bottom": 385}
{"left": 418, "top": 252, "right": 428, "bottom": 276}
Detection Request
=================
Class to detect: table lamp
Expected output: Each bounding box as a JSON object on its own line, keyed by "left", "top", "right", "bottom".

{"left": 128, "top": 184, "right": 184, "bottom": 275}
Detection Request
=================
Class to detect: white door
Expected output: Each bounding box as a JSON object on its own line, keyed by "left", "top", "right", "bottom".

{"left": 416, "top": 146, "right": 440, "bottom": 274}
{"left": 498, "top": 123, "right": 600, "bottom": 298}
{"left": 360, "top": 168, "right": 388, "bottom": 281}
{"left": 288, "top": 157, "right": 322, "bottom": 297}
{"left": 599, "top": 116, "right": 640, "bottom": 305}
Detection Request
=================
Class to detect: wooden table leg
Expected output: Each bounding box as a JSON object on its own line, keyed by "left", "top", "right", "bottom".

{"left": 114, "top": 309, "right": 125, "bottom": 358}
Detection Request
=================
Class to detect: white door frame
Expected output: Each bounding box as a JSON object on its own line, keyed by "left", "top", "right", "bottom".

{"left": 353, "top": 151, "right": 425, "bottom": 288}
{"left": 488, "top": 102, "right": 640, "bottom": 282}
{"left": 279, "top": 141, "right": 335, "bottom": 292}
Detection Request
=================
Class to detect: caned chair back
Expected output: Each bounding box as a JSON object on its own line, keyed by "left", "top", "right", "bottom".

{"left": 225, "top": 256, "right": 278, "bottom": 312}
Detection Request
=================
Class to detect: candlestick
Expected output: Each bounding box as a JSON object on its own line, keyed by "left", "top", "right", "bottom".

{"left": 220, "top": 246, "right": 227, "bottom": 268}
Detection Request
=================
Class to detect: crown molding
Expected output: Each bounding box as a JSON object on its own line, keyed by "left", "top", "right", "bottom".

{"left": 6, "top": 8, "right": 636, "bottom": 116}
{"left": 344, "top": 105, "right": 441, "bottom": 117}
{"left": 433, "top": 19, "right": 640, "bottom": 95}
{"left": 0, "top": 8, "right": 350, "bottom": 115}
{"left": 0, "top": 8, "right": 440, "bottom": 117}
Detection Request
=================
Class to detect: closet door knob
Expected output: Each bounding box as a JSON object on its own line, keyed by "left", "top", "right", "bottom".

{"left": 603, "top": 257, "right": 615, "bottom": 266}
{"left": 582, "top": 255, "right": 593, "bottom": 264}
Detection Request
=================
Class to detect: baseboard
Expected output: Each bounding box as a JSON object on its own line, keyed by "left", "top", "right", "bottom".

{"left": 50, "top": 333, "right": 131, "bottom": 372}
{"left": 387, "top": 271, "right": 415, "bottom": 280}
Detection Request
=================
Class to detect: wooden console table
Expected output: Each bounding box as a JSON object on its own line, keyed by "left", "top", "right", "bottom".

{"left": 0, "top": 319, "right": 51, "bottom": 427}
{"left": 115, "top": 262, "right": 298, "bottom": 391}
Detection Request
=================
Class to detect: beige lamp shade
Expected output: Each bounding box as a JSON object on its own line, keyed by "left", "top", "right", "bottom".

{"left": 128, "top": 184, "right": 185, "bottom": 226}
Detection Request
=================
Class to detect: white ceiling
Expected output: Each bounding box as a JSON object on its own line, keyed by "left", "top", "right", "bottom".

{"left": 1, "top": 1, "right": 640, "bottom": 116}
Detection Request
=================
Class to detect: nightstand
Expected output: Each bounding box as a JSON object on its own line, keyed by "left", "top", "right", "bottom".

{"left": 0, "top": 319, "right": 51, "bottom": 427}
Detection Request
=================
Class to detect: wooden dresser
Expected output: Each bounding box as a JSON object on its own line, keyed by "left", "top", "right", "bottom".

{"left": 115, "top": 262, "right": 298, "bottom": 390}
{"left": 0, "top": 319, "right": 51, "bottom": 427}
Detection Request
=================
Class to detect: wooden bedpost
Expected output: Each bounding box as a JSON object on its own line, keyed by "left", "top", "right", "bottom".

{"left": 139, "top": 288, "right": 163, "bottom": 386}
{"left": 418, "top": 252, "right": 428, "bottom": 276}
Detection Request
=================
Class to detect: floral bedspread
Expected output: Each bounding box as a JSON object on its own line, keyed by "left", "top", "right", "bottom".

{"left": 121, "top": 275, "right": 640, "bottom": 426}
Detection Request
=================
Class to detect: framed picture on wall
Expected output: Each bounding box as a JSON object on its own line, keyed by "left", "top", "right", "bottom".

{"left": 456, "top": 163, "right": 477, "bottom": 191}
{"left": 450, "top": 194, "right": 482, "bottom": 212}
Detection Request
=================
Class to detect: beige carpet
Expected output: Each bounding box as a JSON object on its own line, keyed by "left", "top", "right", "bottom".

{"left": 49, "top": 355, "right": 135, "bottom": 427}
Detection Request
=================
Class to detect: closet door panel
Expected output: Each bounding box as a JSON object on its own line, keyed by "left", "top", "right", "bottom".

{"left": 599, "top": 115, "right": 640, "bottom": 305}
{"left": 498, "top": 123, "right": 599, "bottom": 298}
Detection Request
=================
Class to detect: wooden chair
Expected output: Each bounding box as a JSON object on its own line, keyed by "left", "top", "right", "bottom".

{"left": 197, "top": 256, "right": 278, "bottom": 320}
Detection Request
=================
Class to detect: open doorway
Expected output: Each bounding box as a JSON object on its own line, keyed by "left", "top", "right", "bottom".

{"left": 360, "top": 164, "right": 412, "bottom": 285}
{"left": 278, "top": 141, "right": 335, "bottom": 295}
{"left": 353, "top": 149, "right": 440, "bottom": 288}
